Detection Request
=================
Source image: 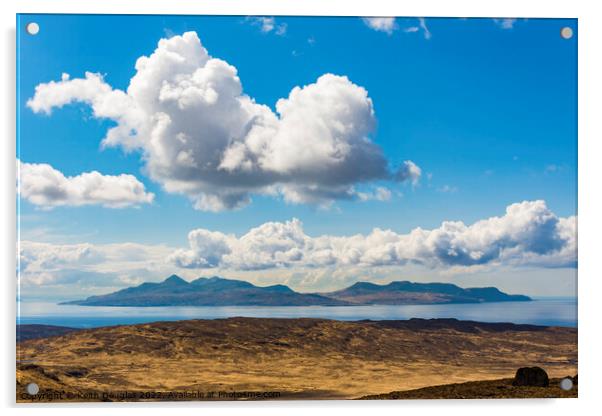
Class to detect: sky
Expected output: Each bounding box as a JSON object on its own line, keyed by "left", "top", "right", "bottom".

{"left": 17, "top": 15, "right": 577, "bottom": 300}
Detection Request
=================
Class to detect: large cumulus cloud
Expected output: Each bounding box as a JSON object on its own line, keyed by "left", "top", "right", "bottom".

{"left": 27, "top": 31, "right": 419, "bottom": 211}
{"left": 169, "top": 200, "right": 577, "bottom": 270}
{"left": 18, "top": 160, "right": 154, "bottom": 209}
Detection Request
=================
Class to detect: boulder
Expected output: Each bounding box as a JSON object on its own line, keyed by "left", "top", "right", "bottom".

{"left": 512, "top": 367, "right": 549, "bottom": 387}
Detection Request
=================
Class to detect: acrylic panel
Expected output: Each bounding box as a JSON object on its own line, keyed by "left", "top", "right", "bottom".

{"left": 16, "top": 14, "right": 578, "bottom": 402}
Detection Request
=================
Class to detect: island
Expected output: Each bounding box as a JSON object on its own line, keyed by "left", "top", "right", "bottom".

{"left": 61, "top": 275, "right": 531, "bottom": 307}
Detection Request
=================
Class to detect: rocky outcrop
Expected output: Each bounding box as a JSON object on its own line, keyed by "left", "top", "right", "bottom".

{"left": 512, "top": 366, "right": 549, "bottom": 387}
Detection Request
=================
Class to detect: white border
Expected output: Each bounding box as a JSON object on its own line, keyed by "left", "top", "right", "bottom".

{"left": 7, "top": 0, "right": 585, "bottom": 17}
{"left": 2, "top": 1, "right": 601, "bottom": 415}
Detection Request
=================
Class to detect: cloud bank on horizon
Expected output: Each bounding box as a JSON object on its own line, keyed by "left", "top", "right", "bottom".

{"left": 170, "top": 200, "right": 576, "bottom": 271}
{"left": 19, "top": 200, "right": 576, "bottom": 290}
{"left": 19, "top": 241, "right": 173, "bottom": 287}
{"left": 25, "top": 31, "right": 420, "bottom": 212}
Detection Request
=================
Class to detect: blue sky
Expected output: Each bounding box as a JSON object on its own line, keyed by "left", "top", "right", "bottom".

{"left": 17, "top": 15, "right": 577, "bottom": 297}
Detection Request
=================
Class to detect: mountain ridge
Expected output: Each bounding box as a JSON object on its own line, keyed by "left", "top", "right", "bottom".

{"left": 61, "top": 275, "right": 531, "bottom": 307}
{"left": 323, "top": 280, "right": 531, "bottom": 305}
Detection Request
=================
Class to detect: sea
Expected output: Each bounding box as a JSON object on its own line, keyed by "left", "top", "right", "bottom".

{"left": 16, "top": 297, "right": 577, "bottom": 329}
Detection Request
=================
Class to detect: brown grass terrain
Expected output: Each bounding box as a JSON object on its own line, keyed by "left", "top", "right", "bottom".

{"left": 16, "top": 317, "right": 577, "bottom": 402}
{"left": 360, "top": 377, "right": 577, "bottom": 399}
{"left": 17, "top": 324, "right": 79, "bottom": 342}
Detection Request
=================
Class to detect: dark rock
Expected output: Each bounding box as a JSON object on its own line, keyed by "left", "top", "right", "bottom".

{"left": 572, "top": 374, "right": 578, "bottom": 384}
{"left": 512, "top": 367, "right": 549, "bottom": 387}
{"left": 64, "top": 368, "right": 88, "bottom": 378}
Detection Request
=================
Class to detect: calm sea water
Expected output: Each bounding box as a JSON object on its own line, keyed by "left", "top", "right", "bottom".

{"left": 16, "top": 298, "right": 577, "bottom": 328}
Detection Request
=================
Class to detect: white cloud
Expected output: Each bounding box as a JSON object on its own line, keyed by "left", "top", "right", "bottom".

{"left": 375, "top": 187, "right": 393, "bottom": 201}
{"left": 19, "top": 242, "right": 103, "bottom": 279}
{"left": 545, "top": 164, "right": 567, "bottom": 174}
{"left": 275, "top": 23, "right": 288, "bottom": 36}
{"left": 18, "top": 160, "right": 154, "bottom": 209}
{"left": 418, "top": 17, "right": 432, "bottom": 39}
{"left": 27, "top": 32, "right": 418, "bottom": 211}
{"left": 170, "top": 200, "right": 577, "bottom": 271}
{"left": 18, "top": 241, "right": 173, "bottom": 287}
{"left": 437, "top": 185, "right": 458, "bottom": 193}
{"left": 19, "top": 201, "right": 576, "bottom": 295}
{"left": 494, "top": 18, "right": 517, "bottom": 29}
{"left": 400, "top": 18, "right": 432, "bottom": 39}
{"left": 246, "top": 17, "right": 287, "bottom": 35}
{"left": 362, "top": 17, "right": 397, "bottom": 34}
{"left": 395, "top": 160, "right": 422, "bottom": 186}
{"left": 357, "top": 186, "right": 392, "bottom": 202}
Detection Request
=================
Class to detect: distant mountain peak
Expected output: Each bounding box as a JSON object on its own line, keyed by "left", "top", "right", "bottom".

{"left": 348, "top": 281, "right": 379, "bottom": 289}
{"left": 163, "top": 275, "right": 188, "bottom": 285}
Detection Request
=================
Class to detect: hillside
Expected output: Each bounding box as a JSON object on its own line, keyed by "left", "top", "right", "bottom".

{"left": 62, "top": 275, "right": 530, "bottom": 307}
{"left": 324, "top": 281, "right": 531, "bottom": 304}
{"left": 17, "top": 324, "right": 79, "bottom": 342}
{"left": 359, "top": 377, "right": 577, "bottom": 399}
{"left": 17, "top": 317, "right": 576, "bottom": 401}
{"left": 62, "top": 275, "right": 347, "bottom": 306}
